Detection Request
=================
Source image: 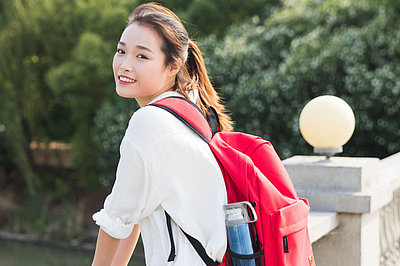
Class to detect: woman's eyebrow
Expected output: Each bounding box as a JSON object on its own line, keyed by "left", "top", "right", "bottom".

{"left": 136, "top": 45, "right": 154, "bottom": 54}
{"left": 118, "top": 41, "right": 154, "bottom": 54}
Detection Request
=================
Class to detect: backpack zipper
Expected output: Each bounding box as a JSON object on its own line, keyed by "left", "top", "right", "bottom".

{"left": 283, "top": 236, "right": 289, "bottom": 253}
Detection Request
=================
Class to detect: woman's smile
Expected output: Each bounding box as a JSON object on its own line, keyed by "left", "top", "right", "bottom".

{"left": 118, "top": 75, "right": 137, "bottom": 85}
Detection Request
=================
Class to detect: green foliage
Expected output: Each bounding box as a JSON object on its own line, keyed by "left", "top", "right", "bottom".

{"left": 205, "top": 0, "right": 400, "bottom": 158}
{"left": 44, "top": 6, "right": 131, "bottom": 187}
{"left": 9, "top": 191, "right": 88, "bottom": 241}
{"left": 40, "top": 0, "right": 136, "bottom": 187}
{"left": 92, "top": 97, "right": 138, "bottom": 187}
{"left": 11, "top": 194, "right": 48, "bottom": 235}
{"left": 0, "top": 0, "right": 48, "bottom": 194}
{"left": 0, "top": 0, "right": 136, "bottom": 190}
{"left": 140, "top": 0, "right": 280, "bottom": 37}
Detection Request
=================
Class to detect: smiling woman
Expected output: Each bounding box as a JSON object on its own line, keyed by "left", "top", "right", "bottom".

{"left": 91, "top": 2, "right": 233, "bottom": 266}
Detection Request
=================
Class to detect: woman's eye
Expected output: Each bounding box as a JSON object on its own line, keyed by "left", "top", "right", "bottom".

{"left": 117, "top": 49, "right": 125, "bottom": 54}
{"left": 137, "top": 54, "right": 148, "bottom": 59}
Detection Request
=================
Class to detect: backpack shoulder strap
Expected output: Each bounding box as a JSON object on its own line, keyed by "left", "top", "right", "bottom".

{"left": 149, "top": 96, "right": 213, "bottom": 143}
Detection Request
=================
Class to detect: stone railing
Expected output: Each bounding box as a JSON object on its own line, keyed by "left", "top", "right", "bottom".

{"left": 283, "top": 152, "right": 400, "bottom": 266}
{"left": 380, "top": 188, "right": 400, "bottom": 265}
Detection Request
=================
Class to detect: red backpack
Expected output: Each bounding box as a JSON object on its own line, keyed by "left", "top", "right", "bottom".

{"left": 150, "top": 96, "right": 315, "bottom": 266}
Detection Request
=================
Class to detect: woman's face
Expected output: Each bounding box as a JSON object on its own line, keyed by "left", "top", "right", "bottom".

{"left": 113, "top": 22, "right": 177, "bottom": 107}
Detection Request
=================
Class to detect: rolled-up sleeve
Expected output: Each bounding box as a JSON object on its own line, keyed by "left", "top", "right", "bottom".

{"left": 92, "top": 209, "right": 134, "bottom": 239}
{"left": 92, "top": 137, "right": 160, "bottom": 239}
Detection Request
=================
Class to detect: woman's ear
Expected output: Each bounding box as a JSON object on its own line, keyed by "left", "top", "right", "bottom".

{"left": 168, "top": 58, "right": 183, "bottom": 76}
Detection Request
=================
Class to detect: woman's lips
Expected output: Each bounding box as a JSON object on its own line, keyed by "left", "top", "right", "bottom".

{"left": 118, "top": 75, "right": 137, "bottom": 85}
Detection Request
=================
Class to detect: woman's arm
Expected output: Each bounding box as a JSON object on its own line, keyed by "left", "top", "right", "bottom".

{"left": 111, "top": 225, "right": 140, "bottom": 266}
{"left": 92, "top": 228, "right": 120, "bottom": 266}
{"left": 92, "top": 225, "right": 140, "bottom": 266}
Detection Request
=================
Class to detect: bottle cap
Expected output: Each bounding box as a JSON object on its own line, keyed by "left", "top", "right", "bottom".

{"left": 224, "top": 201, "right": 258, "bottom": 225}
{"left": 226, "top": 208, "right": 244, "bottom": 222}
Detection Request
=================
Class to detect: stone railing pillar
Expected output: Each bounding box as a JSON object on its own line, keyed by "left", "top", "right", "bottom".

{"left": 283, "top": 156, "right": 392, "bottom": 266}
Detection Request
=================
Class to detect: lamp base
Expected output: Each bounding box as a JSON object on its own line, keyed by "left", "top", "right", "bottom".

{"left": 313, "top": 147, "right": 343, "bottom": 159}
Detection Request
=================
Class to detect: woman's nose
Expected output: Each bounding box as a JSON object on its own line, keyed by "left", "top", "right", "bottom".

{"left": 120, "top": 58, "right": 134, "bottom": 72}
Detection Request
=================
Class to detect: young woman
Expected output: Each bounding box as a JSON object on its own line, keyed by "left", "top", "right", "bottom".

{"left": 92, "top": 3, "right": 233, "bottom": 265}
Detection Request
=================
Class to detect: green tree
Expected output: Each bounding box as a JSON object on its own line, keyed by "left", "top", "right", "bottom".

{"left": 45, "top": 0, "right": 138, "bottom": 187}
{"left": 0, "top": 0, "right": 137, "bottom": 192}
{"left": 139, "top": 0, "right": 280, "bottom": 37}
{"left": 92, "top": 96, "right": 137, "bottom": 187}
{"left": 46, "top": 32, "right": 115, "bottom": 187}
{"left": 0, "top": 0, "right": 53, "bottom": 194}
{"left": 205, "top": 0, "right": 400, "bottom": 158}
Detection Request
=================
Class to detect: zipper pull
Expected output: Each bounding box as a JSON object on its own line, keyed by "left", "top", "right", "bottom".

{"left": 283, "top": 236, "right": 289, "bottom": 253}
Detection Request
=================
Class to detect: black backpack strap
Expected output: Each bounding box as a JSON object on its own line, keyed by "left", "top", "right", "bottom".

{"left": 165, "top": 212, "right": 220, "bottom": 266}
{"left": 182, "top": 230, "right": 221, "bottom": 266}
{"left": 165, "top": 212, "right": 176, "bottom": 262}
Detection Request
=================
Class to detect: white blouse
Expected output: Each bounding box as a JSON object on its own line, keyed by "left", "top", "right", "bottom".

{"left": 93, "top": 91, "right": 227, "bottom": 265}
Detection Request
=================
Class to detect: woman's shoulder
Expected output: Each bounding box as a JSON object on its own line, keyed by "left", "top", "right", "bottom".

{"left": 124, "top": 104, "right": 187, "bottom": 147}
{"left": 128, "top": 92, "right": 189, "bottom": 134}
{"left": 129, "top": 105, "right": 173, "bottom": 128}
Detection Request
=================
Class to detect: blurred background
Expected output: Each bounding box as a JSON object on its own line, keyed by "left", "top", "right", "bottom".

{"left": 1, "top": 0, "right": 400, "bottom": 264}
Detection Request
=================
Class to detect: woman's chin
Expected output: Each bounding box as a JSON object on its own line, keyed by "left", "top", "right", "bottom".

{"left": 116, "top": 87, "right": 135, "bottom": 98}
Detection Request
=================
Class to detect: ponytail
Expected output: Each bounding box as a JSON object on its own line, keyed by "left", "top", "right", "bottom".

{"left": 183, "top": 39, "right": 234, "bottom": 132}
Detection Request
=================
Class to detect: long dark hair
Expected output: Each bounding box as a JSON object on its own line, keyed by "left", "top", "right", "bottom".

{"left": 127, "top": 2, "right": 233, "bottom": 131}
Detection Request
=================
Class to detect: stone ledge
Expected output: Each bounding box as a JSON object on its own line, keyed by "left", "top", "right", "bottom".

{"left": 284, "top": 156, "right": 380, "bottom": 192}
{"left": 308, "top": 211, "right": 339, "bottom": 243}
{"left": 298, "top": 182, "right": 392, "bottom": 213}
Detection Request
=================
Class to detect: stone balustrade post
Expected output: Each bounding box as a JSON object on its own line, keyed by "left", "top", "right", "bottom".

{"left": 283, "top": 156, "right": 392, "bottom": 266}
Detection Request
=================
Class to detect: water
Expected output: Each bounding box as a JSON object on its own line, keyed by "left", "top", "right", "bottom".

{"left": 0, "top": 240, "right": 145, "bottom": 266}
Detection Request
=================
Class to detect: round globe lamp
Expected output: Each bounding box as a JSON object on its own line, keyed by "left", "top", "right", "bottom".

{"left": 299, "top": 95, "right": 355, "bottom": 158}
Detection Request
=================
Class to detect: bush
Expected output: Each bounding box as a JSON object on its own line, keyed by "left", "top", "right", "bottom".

{"left": 92, "top": 97, "right": 138, "bottom": 187}
{"left": 204, "top": 0, "right": 400, "bottom": 158}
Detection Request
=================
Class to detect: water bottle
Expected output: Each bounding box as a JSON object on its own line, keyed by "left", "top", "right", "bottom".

{"left": 224, "top": 202, "right": 257, "bottom": 266}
